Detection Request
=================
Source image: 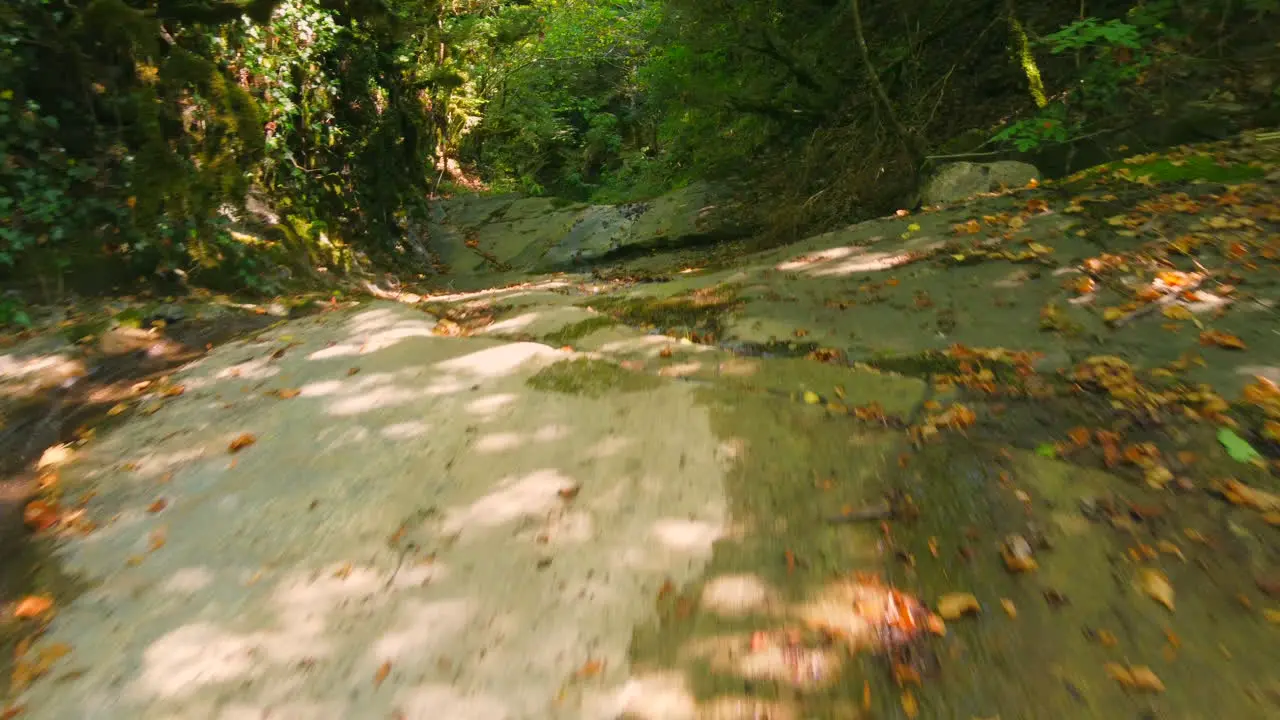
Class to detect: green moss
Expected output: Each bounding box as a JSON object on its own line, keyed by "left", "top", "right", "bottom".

{"left": 582, "top": 284, "right": 743, "bottom": 333}
{"left": 541, "top": 316, "right": 618, "bottom": 346}
{"left": 1070, "top": 153, "right": 1265, "bottom": 187}
{"left": 113, "top": 308, "right": 145, "bottom": 329}
{"left": 525, "top": 358, "right": 661, "bottom": 397}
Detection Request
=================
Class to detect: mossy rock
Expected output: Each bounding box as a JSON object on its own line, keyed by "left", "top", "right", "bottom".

{"left": 540, "top": 316, "right": 619, "bottom": 347}
{"left": 525, "top": 358, "right": 661, "bottom": 397}
{"left": 583, "top": 284, "right": 743, "bottom": 332}
{"left": 1065, "top": 152, "right": 1265, "bottom": 188}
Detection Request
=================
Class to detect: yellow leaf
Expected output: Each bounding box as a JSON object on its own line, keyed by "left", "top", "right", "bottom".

{"left": 1138, "top": 568, "right": 1174, "bottom": 611}
{"left": 907, "top": 223, "right": 921, "bottom": 232}
{"left": 1106, "top": 663, "right": 1165, "bottom": 692}
{"left": 936, "top": 592, "right": 981, "bottom": 620}
{"left": 1161, "top": 305, "right": 1193, "bottom": 320}
{"left": 803, "top": 391, "right": 821, "bottom": 405}
{"left": 1103, "top": 307, "right": 1126, "bottom": 323}
{"left": 1000, "top": 598, "right": 1017, "bottom": 618}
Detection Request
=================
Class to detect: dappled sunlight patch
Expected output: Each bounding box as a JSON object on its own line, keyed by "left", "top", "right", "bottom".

{"left": 215, "top": 356, "right": 281, "bottom": 381}
{"left": 473, "top": 424, "right": 567, "bottom": 453}
{"left": 776, "top": 244, "right": 931, "bottom": 277}
{"left": 596, "top": 334, "right": 676, "bottom": 355}
{"left": 615, "top": 671, "right": 697, "bottom": 720}
{"left": 159, "top": 566, "right": 216, "bottom": 595}
{"left": 1237, "top": 364, "right": 1280, "bottom": 383}
{"left": 650, "top": 516, "right": 723, "bottom": 554}
{"left": 479, "top": 310, "right": 542, "bottom": 334}
{"left": 326, "top": 382, "right": 424, "bottom": 416}
{"left": 435, "top": 342, "right": 560, "bottom": 378}
{"left": 273, "top": 564, "right": 387, "bottom": 611}
{"left": 658, "top": 360, "right": 703, "bottom": 378}
{"left": 439, "top": 468, "right": 578, "bottom": 536}
{"left": 581, "top": 435, "right": 635, "bottom": 459}
{"left": 0, "top": 350, "right": 85, "bottom": 387}
{"left": 128, "top": 623, "right": 259, "bottom": 700}
{"left": 367, "top": 598, "right": 475, "bottom": 663}
{"left": 683, "top": 631, "right": 843, "bottom": 691}
{"left": 314, "top": 424, "right": 372, "bottom": 451}
{"left": 422, "top": 279, "right": 572, "bottom": 304}
{"left": 700, "top": 573, "right": 779, "bottom": 617}
{"left": 127, "top": 447, "right": 209, "bottom": 480}
{"left": 379, "top": 420, "right": 431, "bottom": 440}
{"left": 464, "top": 392, "right": 518, "bottom": 417}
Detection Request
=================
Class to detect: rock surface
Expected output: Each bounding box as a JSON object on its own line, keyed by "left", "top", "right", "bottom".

{"left": 921, "top": 160, "right": 1040, "bottom": 205}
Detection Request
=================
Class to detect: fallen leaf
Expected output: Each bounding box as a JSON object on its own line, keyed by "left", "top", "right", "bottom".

{"left": 147, "top": 498, "right": 168, "bottom": 513}
{"left": 1000, "top": 535, "right": 1038, "bottom": 572}
{"left": 1199, "top": 329, "right": 1246, "bottom": 350}
{"left": 22, "top": 501, "right": 59, "bottom": 532}
{"left": 901, "top": 689, "right": 919, "bottom": 718}
{"left": 803, "top": 391, "right": 821, "bottom": 405}
{"left": 1217, "top": 478, "right": 1280, "bottom": 511}
{"left": 1105, "top": 663, "right": 1165, "bottom": 693}
{"left": 148, "top": 527, "right": 167, "bottom": 552}
{"left": 13, "top": 595, "right": 53, "bottom": 619}
{"left": 374, "top": 660, "right": 391, "bottom": 688}
{"left": 162, "top": 385, "right": 186, "bottom": 398}
{"left": 1000, "top": 598, "right": 1017, "bottom": 618}
{"left": 575, "top": 659, "right": 605, "bottom": 679}
{"left": 557, "top": 485, "right": 581, "bottom": 500}
{"left": 269, "top": 388, "right": 301, "bottom": 399}
{"left": 936, "top": 592, "right": 981, "bottom": 620}
{"left": 1138, "top": 568, "right": 1175, "bottom": 611}
{"left": 228, "top": 433, "right": 257, "bottom": 453}
{"left": 1264, "top": 609, "right": 1280, "bottom": 624}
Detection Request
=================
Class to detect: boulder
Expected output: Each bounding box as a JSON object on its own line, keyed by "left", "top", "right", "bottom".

{"left": 921, "top": 160, "right": 1040, "bottom": 206}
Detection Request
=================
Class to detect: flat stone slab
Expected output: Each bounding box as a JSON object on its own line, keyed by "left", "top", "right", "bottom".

{"left": 20, "top": 302, "right": 728, "bottom": 719}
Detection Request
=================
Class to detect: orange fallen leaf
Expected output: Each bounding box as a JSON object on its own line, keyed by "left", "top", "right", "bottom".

{"left": 147, "top": 498, "right": 168, "bottom": 513}
{"left": 374, "top": 660, "right": 391, "bottom": 688}
{"left": 557, "top": 485, "right": 581, "bottom": 500}
{"left": 148, "top": 527, "right": 167, "bottom": 552}
{"left": 228, "top": 433, "right": 257, "bottom": 453}
{"left": 1105, "top": 663, "right": 1164, "bottom": 693}
{"left": 1067, "top": 427, "right": 1091, "bottom": 447}
{"left": 575, "top": 659, "right": 605, "bottom": 679}
{"left": 269, "top": 388, "right": 301, "bottom": 399}
{"left": 13, "top": 595, "right": 53, "bottom": 619}
{"left": 1198, "top": 330, "right": 1246, "bottom": 350}
{"left": 22, "top": 501, "right": 59, "bottom": 532}
{"left": 162, "top": 385, "right": 186, "bottom": 398}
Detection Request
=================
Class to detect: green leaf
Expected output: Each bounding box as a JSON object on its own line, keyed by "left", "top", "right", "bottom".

{"left": 1218, "top": 428, "right": 1262, "bottom": 464}
{"left": 1035, "top": 443, "right": 1057, "bottom": 458}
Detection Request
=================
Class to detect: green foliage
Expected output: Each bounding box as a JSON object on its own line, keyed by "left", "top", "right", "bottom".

{"left": 992, "top": 1, "right": 1276, "bottom": 153}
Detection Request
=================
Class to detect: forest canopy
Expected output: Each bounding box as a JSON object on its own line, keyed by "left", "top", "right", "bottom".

{"left": 1, "top": 0, "right": 1276, "bottom": 299}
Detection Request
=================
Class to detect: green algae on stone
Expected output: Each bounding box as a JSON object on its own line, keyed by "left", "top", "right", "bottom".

{"left": 582, "top": 283, "right": 743, "bottom": 332}
{"left": 541, "top": 316, "right": 619, "bottom": 347}
{"left": 525, "top": 358, "right": 661, "bottom": 397}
